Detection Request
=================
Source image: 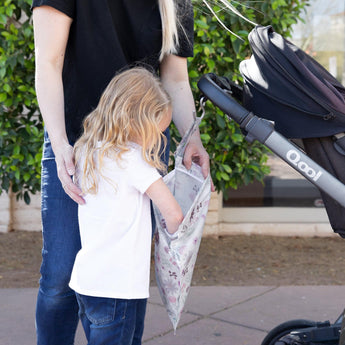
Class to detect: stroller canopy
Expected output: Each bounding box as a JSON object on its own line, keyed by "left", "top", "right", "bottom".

{"left": 240, "top": 25, "right": 345, "bottom": 138}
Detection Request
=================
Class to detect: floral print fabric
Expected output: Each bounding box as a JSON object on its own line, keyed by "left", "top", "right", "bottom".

{"left": 153, "top": 116, "right": 211, "bottom": 331}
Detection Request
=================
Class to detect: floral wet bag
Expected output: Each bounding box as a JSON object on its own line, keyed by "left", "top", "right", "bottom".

{"left": 153, "top": 115, "right": 212, "bottom": 332}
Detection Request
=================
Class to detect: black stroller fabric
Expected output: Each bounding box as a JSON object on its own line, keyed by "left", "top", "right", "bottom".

{"left": 303, "top": 137, "right": 345, "bottom": 238}
{"left": 240, "top": 25, "right": 345, "bottom": 138}
{"left": 239, "top": 25, "right": 345, "bottom": 237}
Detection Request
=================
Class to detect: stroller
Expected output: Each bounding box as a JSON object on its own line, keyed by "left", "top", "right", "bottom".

{"left": 197, "top": 25, "right": 345, "bottom": 345}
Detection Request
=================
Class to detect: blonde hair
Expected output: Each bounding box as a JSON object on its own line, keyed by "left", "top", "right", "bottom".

{"left": 159, "top": 0, "right": 193, "bottom": 61}
{"left": 158, "top": 1, "right": 256, "bottom": 60}
{"left": 158, "top": 0, "right": 180, "bottom": 60}
{"left": 74, "top": 67, "right": 172, "bottom": 195}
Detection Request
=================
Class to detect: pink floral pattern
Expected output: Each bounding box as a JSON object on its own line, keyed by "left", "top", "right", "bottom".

{"left": 153, "top": 160, "right": 211, "bottom": 331}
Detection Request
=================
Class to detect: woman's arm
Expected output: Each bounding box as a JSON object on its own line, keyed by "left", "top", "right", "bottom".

{"left": 160, "top": 55, "right": 214, "bottom": 190}
{"left": 146, "top": 178, "right": 183, "bottom": 234}
{"left": 33, "top": 6, "right": 84, "bottom": 204}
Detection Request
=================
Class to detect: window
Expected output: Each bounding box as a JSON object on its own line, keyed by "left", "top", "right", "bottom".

{"left": 224, "top": 0, "right": 345, "bottom": 211}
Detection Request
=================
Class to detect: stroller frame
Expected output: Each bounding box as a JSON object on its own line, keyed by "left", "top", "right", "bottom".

{"left": 198, "top": 74, "right": 345, "bottom": 208}
{"left": 197, "top": 73, "right": 345, "bottom": 345}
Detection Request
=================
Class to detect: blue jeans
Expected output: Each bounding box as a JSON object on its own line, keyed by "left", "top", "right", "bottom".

{"left": 76, "top": 294, "right": 147, "bottom": 345}
{"left": 35, "top": 129, "right": 170, "bottom": 344}
{"left": 36, "top": 134, "right": 81, "bottom": 344}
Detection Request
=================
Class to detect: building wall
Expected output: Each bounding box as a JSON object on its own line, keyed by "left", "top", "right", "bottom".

{"left": 0, "top": 192, "right": 41, "bottom": 232}
{"left": 0, "top": 191, "right": 336, "bottom": 237}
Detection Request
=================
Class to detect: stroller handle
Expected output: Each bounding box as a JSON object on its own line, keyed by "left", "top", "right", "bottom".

{"left": 198, "top": 73, "right": 345, "bottom": 208}
{"left": 197, "top": 73, "right": 250, "bottom": 125}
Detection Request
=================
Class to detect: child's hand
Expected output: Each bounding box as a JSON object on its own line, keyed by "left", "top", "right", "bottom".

{"left": 165, "top": 227, "right": 179, "bottom": 240}
{"left": 166, "top": 215, "right": 183, "bottom": 235}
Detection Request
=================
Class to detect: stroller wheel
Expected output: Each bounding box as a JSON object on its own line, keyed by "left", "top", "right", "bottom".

{"left": 261, "top": 319, "right": 317, "bottom": 345}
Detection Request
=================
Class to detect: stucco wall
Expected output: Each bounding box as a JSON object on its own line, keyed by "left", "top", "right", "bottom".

{"left": 0, "top": 192, "right": 221, "bottom": 234}
{"left": 0, "top": 192, "right": 41, "bottom": 232}
{"left": 0, "top": 191, "right": 335, "bottom": 237}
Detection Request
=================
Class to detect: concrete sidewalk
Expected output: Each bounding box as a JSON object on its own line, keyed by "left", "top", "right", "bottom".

{"left": 1, "top": 286, "right": 344, "bottom": 345}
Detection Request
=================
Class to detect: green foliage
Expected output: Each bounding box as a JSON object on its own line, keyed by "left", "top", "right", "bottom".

{"left": 0, "top": 0, "right": 308, "bottom": 203}
{"left": 176, "top": 0, "right": 309, "bottom": 195}
{"left": 0, "top": 0, "right": 42, "bottom": 204}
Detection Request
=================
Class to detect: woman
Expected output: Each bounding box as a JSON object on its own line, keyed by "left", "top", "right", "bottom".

{"left": 32, "top": 1, "right": 210, "bottom": 344}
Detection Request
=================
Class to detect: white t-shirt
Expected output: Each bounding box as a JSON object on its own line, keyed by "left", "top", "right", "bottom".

{"left": 69, "top": 144, "right": 161, "bottom": 299}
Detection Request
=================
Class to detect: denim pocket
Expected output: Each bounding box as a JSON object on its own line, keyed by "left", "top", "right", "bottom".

{"left": 81, "top": 295, "right": 116, "bottom": 326}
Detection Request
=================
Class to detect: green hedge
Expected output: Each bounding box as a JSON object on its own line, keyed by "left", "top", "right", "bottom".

{"left": 184, "top": 0, "right": 309, "bottom": 195}
{"left": 0, "top": 0, "right": 42, "bottom": 204}
{"left": 0, "top": 0, "right": 309, "bottom": 203}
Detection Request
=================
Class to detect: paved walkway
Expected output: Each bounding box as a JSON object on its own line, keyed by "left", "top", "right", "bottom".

{"left": 1, "top": 286, "right": 344, "bottom": 345}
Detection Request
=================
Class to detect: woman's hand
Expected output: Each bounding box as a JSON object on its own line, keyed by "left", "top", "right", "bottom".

{"left": 183, "top": 134, "right": 209, "bottom": 176}
{"left": 183, "top": 134, "right": 215, "bottom": 191}
{"left": 53, "top": 141, "right": 85, "bottom": 205}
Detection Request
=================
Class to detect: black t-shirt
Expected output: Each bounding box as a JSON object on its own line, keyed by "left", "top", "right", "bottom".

{"left": 31, "top": 0, "right": 194, "bottom": 143}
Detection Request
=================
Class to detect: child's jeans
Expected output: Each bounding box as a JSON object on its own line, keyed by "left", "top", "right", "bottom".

{"left": 35, "top": 129, "right": 169, "bottom": 344}
{"left": 76, "top": 293, "right": 147, "bottom": 345}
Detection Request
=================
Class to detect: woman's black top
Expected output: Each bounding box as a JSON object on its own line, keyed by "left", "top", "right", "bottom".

{"left": 31, "top": 0, "right": 194, "bottom": 143}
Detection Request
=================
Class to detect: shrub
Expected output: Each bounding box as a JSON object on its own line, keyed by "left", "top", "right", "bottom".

{"left": 0, "top": 0, "right": 42, "bottom": 204}
{"left": 0, "top": 0, "right": 308, "bottom": 203}
{"left": 181, "top": 0, "right": 309, "bottom": 194}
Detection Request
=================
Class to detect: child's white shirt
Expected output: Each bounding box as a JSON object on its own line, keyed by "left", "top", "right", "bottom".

{"left": 69, "top": 144, "right": 161, "bottom": 299}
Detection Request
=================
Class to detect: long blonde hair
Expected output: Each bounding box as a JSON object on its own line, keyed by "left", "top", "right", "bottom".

{"left": 74, "top": 67, "right": 172, "bottom": 194}
{"left": 158, "top": 0, "right": 256, "bottom": 60}
{"left": 159, "top": 0, "right": 194, "bottom": 61}
{"left": 158, "top": 0, "right": 180, "bottom": 60}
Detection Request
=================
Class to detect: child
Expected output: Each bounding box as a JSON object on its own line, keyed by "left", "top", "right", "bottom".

{"left": 69, "top": 67, "right": 184, "bottom": 345}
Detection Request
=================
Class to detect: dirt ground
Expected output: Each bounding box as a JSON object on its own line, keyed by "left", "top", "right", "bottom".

{"left": 1, "top": 231, "right": 345, "bottom": 288}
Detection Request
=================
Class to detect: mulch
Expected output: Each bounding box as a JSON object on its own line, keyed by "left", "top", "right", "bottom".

{"left": 1, "top": 231, "right": 345, "bottom": 288}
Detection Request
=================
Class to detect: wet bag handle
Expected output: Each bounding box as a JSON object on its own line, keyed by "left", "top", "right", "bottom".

{"left": 175, "top": 112, "right": 205, "bottom": 160}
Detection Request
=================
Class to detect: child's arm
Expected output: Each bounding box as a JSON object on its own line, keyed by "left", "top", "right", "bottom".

{"left": 146, "top": 178, "right": 183, "bottom": 234}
